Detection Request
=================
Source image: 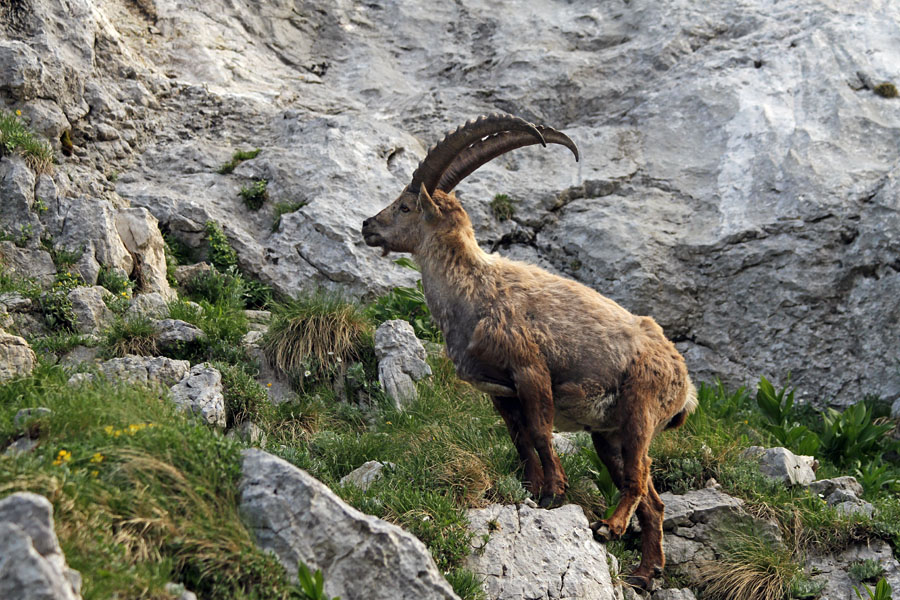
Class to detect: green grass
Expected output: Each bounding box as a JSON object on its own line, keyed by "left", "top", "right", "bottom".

{"left": 103, "top": 315, "right": 159, "bottom": 358}
{"left": 0, "top": 109, "right": 54, "bottom": 173}
{"left": 217, "top": 148, "right": 261, "bottom": 175}
{"left": 489, "top": 194, "right": 515, "bottom": 221}
{"left": 0, "top": 364, "right": 304, "bottom": 599}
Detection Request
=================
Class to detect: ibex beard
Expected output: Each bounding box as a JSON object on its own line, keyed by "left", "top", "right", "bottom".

{"left": 362, "top": 114, "right": 697, "bottom": 590}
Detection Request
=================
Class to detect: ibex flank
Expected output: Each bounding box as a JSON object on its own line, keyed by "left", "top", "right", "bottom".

{"left": 361, "top": 114, "right": 697, "bottom": 590}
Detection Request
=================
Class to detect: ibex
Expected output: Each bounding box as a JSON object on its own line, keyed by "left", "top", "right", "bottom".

{"left": 362, "top": 114, "right": 697, "bottom": 589}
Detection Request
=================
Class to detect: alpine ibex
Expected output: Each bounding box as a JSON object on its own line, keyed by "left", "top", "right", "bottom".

{"left": 361, "top": 114, "right": 697, "bottom": 589}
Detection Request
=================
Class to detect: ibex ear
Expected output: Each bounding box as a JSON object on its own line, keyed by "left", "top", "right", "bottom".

{"left": 418, "top": 183, "right": 441, "bottom": 222}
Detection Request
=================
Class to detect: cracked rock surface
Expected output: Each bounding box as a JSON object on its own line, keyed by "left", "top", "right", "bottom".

{"left": 466, "top": 503, "right": 618, "bottom": 600}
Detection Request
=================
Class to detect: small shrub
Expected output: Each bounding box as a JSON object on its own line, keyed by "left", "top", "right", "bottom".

{"left": 489, "top": 193, "right": 515, "bottom": 221}
{"left": 264, "top": 291, "right": 372, "bottom": 386}
{"left": 240, "top": 179, "right": 268, "bottom": 211}
{"left": 0, "top": 109, "right": 54, "bottom": 173}
{"left": 873, "top": 82, "right": 898, "bottom": 98}
{"left": 41, "top": 238, "right": 84, "bottom": 271}
{"left": 272, "top": 200, "right": 307, "bottom": 232}
{"left": 756, "top": 376, "right": 820, "bottom": 455}
{"left": 38, "top": 271, "right": 84, "bottom": 332}
{"left": 205, "top": 221, "right": 238, "bottom": 272}
{"left": 97, "top": 266, "right": 133, "bottom": 297}
{"left": 215, "top": 361, "right": 271, "bottom": 428}
{"left": 790, "top": 574, "right": 826, "bottom": 599}
{"left": 819, "top": 401, "right": 894, "bottom": 467}
{"left": 850, "top": 558, "right": 885, "bottom": 583}
{"left": 104, "top": 316, "right": 159, "bottom": 357}
{"left": 216, "top": 148, "right": 260, "bottom": 174}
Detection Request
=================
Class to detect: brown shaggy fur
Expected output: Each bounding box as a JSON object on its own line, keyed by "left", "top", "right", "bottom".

{"left": 362, "top": 186, "right": 697, "bottom": 589}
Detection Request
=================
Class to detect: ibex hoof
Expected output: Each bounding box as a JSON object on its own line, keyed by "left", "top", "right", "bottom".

{"left": 623, "top": 574, "right": 652, "bottom": 591}
{"left": 590, "top": 521, "right": 612, "bottom": 542}
{"left": 538, "top": 492, "right": 565, "bottom": 509}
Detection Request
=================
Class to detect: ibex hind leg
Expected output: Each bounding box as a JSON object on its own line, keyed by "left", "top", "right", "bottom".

{"left": 492, "top": 395, "right": 544, "bottom": 496}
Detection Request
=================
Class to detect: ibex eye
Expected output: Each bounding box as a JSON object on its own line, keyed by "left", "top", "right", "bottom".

{"left": 399, "top": 205, "right": 410, "bottom": 213}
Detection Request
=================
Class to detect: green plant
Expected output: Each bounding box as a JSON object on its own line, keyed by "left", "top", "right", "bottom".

{"left": 215, "top": 361, "right": 272, "bottom": 429}
{"left": 819, "top": 401, "right": 894, "bottom": 467}
{"left": 873, "top": 83, "right": 898, "bottom": 99}
{"left": 489, "top": 193, "right": 515, "bottom": 221}
{"left": 849, "top": 558, "right": 885, "bottom": 583}
{"left": 97, "top": 266, "right": 133, "bottom": 297}
{"left": 272, "top": 201, "right": 308, "bottom": 232}
{"left": 756, "top": 377, "right": 820, "bottom": 455}
{"left": 37, "top": 271, "right": 84, "bottom": 332}
{"left": 856, "top": 578, "right": 893, "bottom": 600}
{"left": 697, "top": 528, "right": 800, "bottom": 600}
{"left": 0, "top": 223, "right": 34, "bottom": 247}
{"left": 239, "top": 179, "right": 268, "bottom": 211}
{"left": 297, "top": 563, "right": 340, "bottom": 600}
{"left": 103, "top": 316, "right": 159, "bottom": 357}
{"left": 263, "top": 291, "right": 372, "bottom": 386}
{"left": 106, "top": 170, "right": 119, "bottom": 182}
{"left": 366, "top": 258, "right": 442, "bottom": 342}
{"left": 33, "top": 196, "right": 48, "bottom": 213}
{"left": 853, "top": 457, "right": 900, "bottom": 496}
{"left": 0, "top": 109, "right": 54, "bottom": 173}
{"left": 789, "top": 573, "right": 826, "bottom": 598}
{"left": 217, "top": 148, "right": 261, "bottom": 174}
{"left": 205, "top": 221, "right": 238, "bottom": 272}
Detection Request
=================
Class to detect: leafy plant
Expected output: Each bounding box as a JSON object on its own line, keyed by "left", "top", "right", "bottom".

{"left": 240, "top": 179, "right": 268, "bottom": 211}
{"left": 756, "top": 377, "right": 820, "bottom": 455}
{"left": 853, "top": 457, "right": 900, "bottom": 496}
{"left": 215, "top": 361, "right": 272, "bottom": 429}
{"left": 856, "top": 578, "right": 893, "bottom": 600}
{"left": 489, "top": 193, "right": 515, "bottom": 221}
{"left": 849, "top": 558, "right": 885, "bottom": 583}
{"left": 297, "top": 563, "right": 340, "bottom": 600}
{"left": 97, "top": 266, "right": 133, "bottom": 298}
{"left": 789, "top": 574, "right": 826, "bottom": 599}
{"left": 0, "top": 109, "right": 54, "bottom": 173}
{"left": 216, "top": 148, "right": 261, "bottom": 174}
{"left": 37, "top": 271, "right": 84, "bottom": 332}
{"left": 366, "top": 258, "right": 442, "bottom": 342}
{"left": 205, "top": 221, "right": 238, "bottom": 272}
{"left": 819, "top": 401, "right": 894, "bottom": 467}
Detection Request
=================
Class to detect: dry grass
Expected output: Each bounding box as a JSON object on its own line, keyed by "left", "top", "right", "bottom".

{"left": 263, "top": 291, "right": 372, "bottom": 381}
{"left": 697, "top": 529, "right": 799, "bottom": 600}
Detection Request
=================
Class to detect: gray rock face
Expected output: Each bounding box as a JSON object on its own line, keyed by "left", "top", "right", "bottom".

{"left": 13, "top": 407, "right": 52, "bottom": 429}
{"left": 0, "top": 242, "right": 56, "bottom": 286}
{"left": 742, "top": 446, "right": 817, "bottom": 486}
{"left": 339, "top": 460, "right": 393, "bottom": 492}
{"left": 126, "top": 292, "right": 170, "bottom": 320}
{"left": 808, "top": 540, "right": 900, "bottom": 600}
{"left": 0, "top": 331, "right": 37, "bottom": 382}
{"left": 0, "top": 492, "right": 82, "bottom": 600}
{"left": 67, "top": 286, "right": 115, "bottom": 334}
{"left": 652, "top": 590, "right": 697, "bottom": 600}
{"left": 466, "top": 503, "right": 618, "bottom": 600}
{"left": 169, "top": 364, "right": 226, "bottom": 428}
{"left": 70, "top": 355, "right": 191, "bottom": 388}
{"left": 115, "top": 208, "right": 176, "bottom": 301}
{"left": 374, "top": 320, "right": 432, "bottom": 408}
{"left": 153, "top": 318, "right": 204, "bottom": 349}
{"left": 238, "top": 449, "right": 460, "bottom": 600}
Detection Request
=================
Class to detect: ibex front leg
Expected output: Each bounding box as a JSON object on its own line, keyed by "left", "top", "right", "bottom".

{"left": 513, "top": 363, "right": 567, "bottom": 508}
{"left": 492, "top": 395, "right": 544, "bottom": 496}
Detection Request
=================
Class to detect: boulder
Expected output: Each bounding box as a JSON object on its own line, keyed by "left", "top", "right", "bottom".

{"left": 69, "top": 355, "right": 190, "bottom": 388}
{"left": 652, "top": 590, "right": 697, "bottom": 600}
{"left": 0, "top": 331, "right": 37, "bottom": 382}
{"left": 67, "top": 286, "right": 115, "bottom": 334}
{"left": 466, "top": 503, "right": 618, "bottom": 600}
{"left": 115, "top": 208, "right": 177, "bottom": 301}
{"left": 339, "top": 460, "right": 393, "bottom": 492}
{"left": 742, "top": 446, "right": 816, "bottom": 486}
{"left": 808, "top": 540, "right": 900, "bottom": 599}
{"left": 0, "top": 157, "right": 42, "bottom": 248}
{"left": 13, "top": 407, "right": 52, "bottom": 429}
{"left": 153, "top": 318, "right": 204, "bottom": 350}
{"left": 239, "top": 449, "right": 459, "bottom": 600}
{"left": 374, "top": 320, "right": 432, "bottom": 408}
{"left": 169, "top": 364, "right": 226, "bottom": 428}
{"left": 0, "top": 492, "right": 82, "bottom": 600}
{"left": 126, "top": 292, "right": 171, "bottom": 320}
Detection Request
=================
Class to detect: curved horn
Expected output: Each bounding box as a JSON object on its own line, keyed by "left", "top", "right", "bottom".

{"left": 436, "top": 126, "right": 579, "bottom": 193}
{"left": 409, "top": 114, "right": 545, "bottom": 194}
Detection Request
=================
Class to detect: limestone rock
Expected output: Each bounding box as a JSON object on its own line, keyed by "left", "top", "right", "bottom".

{"left": 67, "top": 286, "right": 115, "bottom": 334}
{"left": 0, "top": 331, "right": 37, "bottom": 382}
{"left": 13, "top": 408, "right": 51, "bottom": 429}
{"left": 0, "top": 157, "right": 42, "bottom": 249}
{"left": 153, "top": 319, "right": 204, "bottom": 349}
{"left": 169, "top": 364, "right": 226, "bottom": 428}
{"left": 226, "top": 421, "right": 267, "bottom": 446}
{"left": 466, "top": 503, "right": 618, "bottom": 600}
{"left": 653, "top": 590, "right": 697, "bottom": 600}
{"left": 239, "top": 449, "right": 459, "bottom": 600}
{"left": 553, "top": 432, "right": 583, "bottom": 456}
{"left": 807, "top": 476, "right": 865, "bottom": 499}
{"left": 241, "top": 330, "right": 293, "bottom": 405}
{"left": 742, "top": 446, "right": 816, "bottom": 486}
{"left": 374, "top": 320, "right": 431, "bottom": 408}
{"left": 173, "top": 263, "right": 213, "bottom": 287}
{"left": 808, "top": 540, "right": 900, "bottom": 599}
{"left": 125, "top": 292, "right": 170, "bottom": 319}
{"left": 0, "top": 243, "right": 56, "bottom": 286}
{"left": 339, "top": 460, "right": 393, "bottom": 492}
{"left": 70, "top": 355, "right": 190, "bottom": 387}
{"left": 115, "top": 208, "right": 177, "bottom": 301}
{"left": 0, "top": 492, "right": 82, "bottom": 600}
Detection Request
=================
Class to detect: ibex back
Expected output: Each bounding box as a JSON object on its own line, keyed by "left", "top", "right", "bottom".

{"left": 362, "top": 114, "right": 697, "bottom": 590}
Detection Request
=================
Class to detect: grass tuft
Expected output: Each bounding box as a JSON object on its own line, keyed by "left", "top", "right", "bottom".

{"left": 103, "top": 316, "right": 159, "bottom": 358}
{"left": 217, "top": 148, "right": 261, "bottom": 175}
{"left": 697, "top": 528, "right": 800, "bottom": 600}
{"left": 489, "top": 193, "right": 515, "bottom": 221}
{"left": 0, "top": 109, "right": 54, "bottom": 173}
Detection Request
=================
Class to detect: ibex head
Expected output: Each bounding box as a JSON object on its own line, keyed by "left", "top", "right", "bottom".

{"left": 362, "top": 114, "right": 579, "bottom": 256}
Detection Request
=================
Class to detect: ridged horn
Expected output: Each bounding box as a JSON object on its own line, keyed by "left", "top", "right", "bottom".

{"left": 408, "top": 114, "right": 546, "bottom": 195}
{"left": 436, "top": 125, "right": 579, "bottom": 193}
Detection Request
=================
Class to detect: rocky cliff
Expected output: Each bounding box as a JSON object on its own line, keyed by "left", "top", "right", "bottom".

{"left": 2, "top": 0, "right": 899, "bottom": 401}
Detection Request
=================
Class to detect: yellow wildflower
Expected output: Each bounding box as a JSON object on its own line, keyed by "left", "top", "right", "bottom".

{"left": 113, "top": 429, "right": 122, "bottom": 438}
{"left": 104, "top": 425, "right": 114, "bottom": 435}
{"left": 90, "top": 452, "right": 104, "bottom": 464}
{"left": 53, "top": 449, "right": 72, "bottom": 466}
{"left": 385, "top": 421, "right": 392, "bottom": 425}
{"left": 90, "top": 470, "right": 99, "bottom": 478}
{"left": 267, "top": 383, "right": 272, "bottom": 387}
{"left": 15, "top": 109, "right": 22, "bottom": 116}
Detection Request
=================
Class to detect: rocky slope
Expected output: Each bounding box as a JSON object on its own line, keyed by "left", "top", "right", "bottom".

{"left": 2, "top": 2, "right": 899, "bottom": 395}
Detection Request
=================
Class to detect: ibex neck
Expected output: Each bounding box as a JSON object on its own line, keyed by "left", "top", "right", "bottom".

{"left": 414, "top": 229, "right": 492, "bottom": 301}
